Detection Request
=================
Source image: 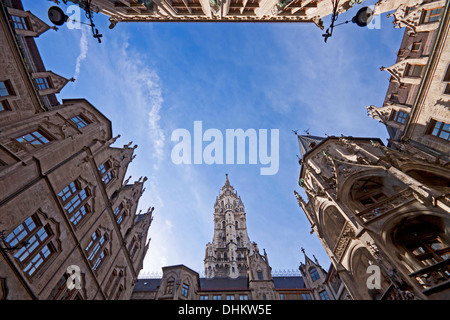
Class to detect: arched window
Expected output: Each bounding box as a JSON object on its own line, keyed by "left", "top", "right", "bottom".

{"left": 235, "top": 221, "right": 238, "bottom": 229}
{"left": 349, "top": 176, "right": 406, "bottom": 212}
{"left": 394, "top": 215, "right": 450, "bottom": 269}
{"left": 406, "top": 169, "right": 450, "bottom": 189}
{"left": 323, "top": 206, "right": 346, "bottom": 250}
{"left": 310, "top": 268, "right": 320, "bottom": 281}
{"left": 181, "top": 282, "right": 189, "bottom": 297}
{"left": 350, "top": 247, "right": 389, "bottom": 299}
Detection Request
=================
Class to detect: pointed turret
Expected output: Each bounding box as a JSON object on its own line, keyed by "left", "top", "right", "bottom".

{"left": 297, "top": 134, "right": 325, "bottom": 159}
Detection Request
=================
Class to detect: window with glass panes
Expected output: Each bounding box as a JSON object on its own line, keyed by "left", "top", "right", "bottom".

{"left": 113, "top": 203, "right": 125, "bottom": 225}
{"left": 422, "top": 7, "right": 442, "bottom": 23}
{"left": 405, "top": 64, "right": 424, "bottom": 77}
{"left": 98, "top": 161, "right": 113, "bottom": 185}
{"left": 48, "top": 274, "right": 81, "bottom": 300}
{"left": 310, "top": 268, "right": 320, "bottom": 281}
{"left": 4, "top": 215, "right": 55, "bottom": 277}
{"left": 319, "top": 290, "right": 330, "bottom": 300}
{"left": 1, "top": 100, "right": 11, "bottom": 111}
{"left": 85, "top": 230, "right": 107, "bottom": 271}
{"left": 58, "top": 180, "right": 90, "bottom": 226}
{"left": 443, "top": 64, "right": 450, "bottom": 95}
{"left": 181, "top": 283, "right": 189, "bottom": 297}
{"left": 35, "top": 77, "right": 51, "bottom": 90}
{"left": 166, "top": 281, "right": 174, "bottom": 294}
{"left": 302, "top": 293, "right": 312, "bottom": 300}
{"left": 16, "top": 130, "right": 51, "bottom": 147}
{"left": 11, "top": 15, "right": 30, "bottom": 30}
{"left": 393, "top": 111, "right": 408, "bottom": 124}
{"left": 70, "top": 115, "right": 90, "bottom": 128}
{"left": 0, "top": 80, "right": 14, "bottom": 97}
{"left": 429, "top": 120, "right": 450, "bottom": 141}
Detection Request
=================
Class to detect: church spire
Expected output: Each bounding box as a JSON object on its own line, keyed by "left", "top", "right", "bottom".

{"left": 224, "top": 173, "right": 230, "bottom": 187}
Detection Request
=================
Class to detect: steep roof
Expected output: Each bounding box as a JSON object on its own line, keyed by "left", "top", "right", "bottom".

{"left": 133, "top": 278, "right": 161, "bottom": 292}
{"left": 198, "top": 276, "right": 249, "bottom": 291}
{"left": 297, "top": 134, "right": 325, "bottom": 159}
{"left": 273, "top": 276, "right": 305, "bottom": 289}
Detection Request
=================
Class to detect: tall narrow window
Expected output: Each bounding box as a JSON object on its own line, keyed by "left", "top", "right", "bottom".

{"left": 113, "top": 203, "right": 125, "bottom": 225}
{"left": 85, "top": 230, "right": 108, "bottom": 271}
{"left": 165, "top": 280, "right": 174, "bottom": 294}
{"left": 257, "top": 271, "right": 264, "bottom": 280}
{"left": 181, "top": 283, "right": 189, "bottom": 297}
{"left": 301, "top": 293, "right": 312, "bottom": 300}
{"left": 58, "top": 180, "right": 90, "bottom": 227}
{"left": 1, "top": 100, "right": 11, "bottom": 112}
{"left": 443, "top": 64, "right": 450, "bottom": 95}
{"left": 70, "top": 115, "right": 90, "bottom": 128}
{"left": 98, "top": 161, "right": 113, "bottom": 186}
{"left": 421, "top": 7, "right": 442, "bottom": 23}
{"left": 48, "top": 273, "right": 82, "bottom": 300}
{"left": 16, "top": 130, "right": 51, "bottom": 148}
{"left": 4, "top": 214, "right": 56, "bottom": 277}
{"left": 107, "top": 269, "right": 125, "bottom": 300}
{"left": 429, "top": 120, "right": 450, "bottom": 141}
{"left": 310, "top": 268, "right": 320, "bottom": 281}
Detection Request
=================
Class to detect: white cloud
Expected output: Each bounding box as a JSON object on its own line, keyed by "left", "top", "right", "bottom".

{"left": 116, "top": 43, "right": 166, "bottom": 165}
{"left": 73, "top": 25, "right": 89, "bottom": 80}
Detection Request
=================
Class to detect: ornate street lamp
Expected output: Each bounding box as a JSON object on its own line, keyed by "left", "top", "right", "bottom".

{"left": 48, "top": 1, "right": 103, "bottom": 43}
{"left": 322, "top": 1, "right": 374, "bottom": 43}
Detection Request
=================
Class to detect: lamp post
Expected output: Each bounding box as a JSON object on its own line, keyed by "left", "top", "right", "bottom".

{"left": 322, "top": 2, "right": 375, "bottom": 43}
{"left": 48, "top": 1, "right": 103, "bottom": 43}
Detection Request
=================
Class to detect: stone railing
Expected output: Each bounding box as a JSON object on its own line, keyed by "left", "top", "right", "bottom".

{"left": 356, "top": 189, "right": 415, "bottom": 222}
{"left": 409, "top": 258, "right": 450, "bottom": 295}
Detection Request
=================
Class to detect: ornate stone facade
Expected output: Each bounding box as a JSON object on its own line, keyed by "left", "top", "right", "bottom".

{"left": 133, "top": 175, "right": 332, "bottom": 300}
{"left": 295, "top": 0, "right": 450, "bottom": 300}
{"left": 60, "top": 0, "right": 370, "bottom": 29}
{"left": 0, "top": 0, "right": 153, "bottom": 300}
{"left": 295, "top": 133, "right": 450, "bottom": 300}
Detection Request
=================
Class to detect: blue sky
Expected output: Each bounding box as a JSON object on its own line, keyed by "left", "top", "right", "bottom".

{"left": 25, "top": 0, "right": 404, "bottom": 276}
